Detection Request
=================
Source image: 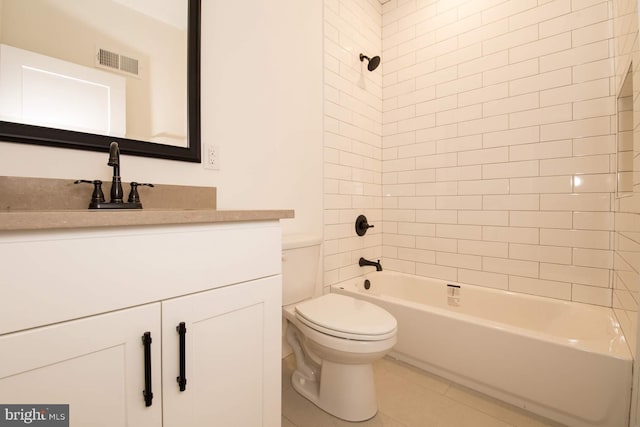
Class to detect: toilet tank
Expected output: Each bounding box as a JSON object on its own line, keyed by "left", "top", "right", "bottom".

{"left": 282, "top": 234, "right": 321, "bottom": 306}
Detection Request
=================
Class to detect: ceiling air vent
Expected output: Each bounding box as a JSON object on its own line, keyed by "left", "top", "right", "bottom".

{"left": 96, "top": 48, "right": 140, "bottom": 78}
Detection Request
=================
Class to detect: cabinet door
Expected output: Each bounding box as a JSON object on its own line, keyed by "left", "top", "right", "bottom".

{"left": 162, "top": 276, "right": 281, "bottom": 427}
{"left": 0, "top": 303, "right": 162, "bottom": 427}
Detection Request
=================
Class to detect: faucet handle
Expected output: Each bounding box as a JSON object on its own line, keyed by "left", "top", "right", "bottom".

{"left": 355, "top": 215, "right": 374, "bottom": 236}
{"left": 74, "top": 179, "right": 105, "bottom": 206}
{"left": 128, "top": 182, "right": 155, "bottom": 204}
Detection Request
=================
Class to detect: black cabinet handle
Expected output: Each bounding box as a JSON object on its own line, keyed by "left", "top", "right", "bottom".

{"left": 142, "top": 332, "right": 153, "bottom": 407}
{"left": 177, "top": 322, "right": 187, "bottom": 391}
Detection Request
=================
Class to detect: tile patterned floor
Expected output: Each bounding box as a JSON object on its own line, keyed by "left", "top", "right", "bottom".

{"left": 282, "top": 355, "right": 565, "bottom": 427}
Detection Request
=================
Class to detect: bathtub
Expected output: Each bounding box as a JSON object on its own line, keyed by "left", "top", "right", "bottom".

{"left": 332, "top": 271, "right": 633, "bottom": 427}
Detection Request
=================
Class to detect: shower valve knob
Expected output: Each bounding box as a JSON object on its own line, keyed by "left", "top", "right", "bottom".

{"left": 355, "top": 215, "right": 374, "bottom": 236}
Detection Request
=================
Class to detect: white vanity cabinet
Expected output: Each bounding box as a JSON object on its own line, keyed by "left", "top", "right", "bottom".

{"left": 0, "top": 303, "right": 163, "bottom": 427}
{"left": 162, "top": 276, "right": 281, "bottom": 426}
{"left": 0, "top": 220, "right": 283, "bottom": 427}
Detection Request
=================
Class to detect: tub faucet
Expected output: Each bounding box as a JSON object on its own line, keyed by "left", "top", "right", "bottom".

{"left": 359, "top": 257, "right": 382, "bottom": 271}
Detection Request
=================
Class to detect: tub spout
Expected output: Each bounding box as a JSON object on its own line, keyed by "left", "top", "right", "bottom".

{"left": 359, "top": 257, "right": 382, "bottom": 271}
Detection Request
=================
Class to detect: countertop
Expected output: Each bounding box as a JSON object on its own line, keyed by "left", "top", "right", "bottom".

{"left": 0, "top": 209, "right": 295, "bottom": 231}
{"left": 0, "top": 176, "right": 294, "bottom": 231}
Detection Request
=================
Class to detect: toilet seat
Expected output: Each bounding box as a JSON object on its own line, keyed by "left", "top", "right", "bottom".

{"left": 295, "top": 293, "right": 397, "bottom": 341}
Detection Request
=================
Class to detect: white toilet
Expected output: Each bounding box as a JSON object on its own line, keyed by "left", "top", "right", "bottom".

{"left": 282, "top": 235, "right": 397, "bottom": 422}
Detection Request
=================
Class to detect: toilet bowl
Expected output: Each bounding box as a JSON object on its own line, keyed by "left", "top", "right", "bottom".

{"left": 281, "top": 235, "right": 397, "bottom": 421}
{"left": 284, "top": 293, "right": 397, "bottom": 421}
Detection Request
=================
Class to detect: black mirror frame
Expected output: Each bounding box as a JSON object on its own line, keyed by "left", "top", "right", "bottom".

{"left": 0, "top": 0, "right": 201, "bottom": 163}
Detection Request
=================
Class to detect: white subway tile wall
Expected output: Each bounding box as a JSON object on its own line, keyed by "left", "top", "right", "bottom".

{"left": 612, "top": 0, "right": 640, "bottom": 356}
{"left": 324, "top": 0, "right": 383, "bottom": 288}
{"left": 381, "top": 0, "right": 617, "bottom": 306}
{"left": 323, "top": 0, "right": 640, "bottom": 353}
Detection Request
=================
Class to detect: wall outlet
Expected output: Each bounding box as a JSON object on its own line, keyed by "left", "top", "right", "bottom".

{"left": 204, "top": 144, "right": 220, "bottom": 170}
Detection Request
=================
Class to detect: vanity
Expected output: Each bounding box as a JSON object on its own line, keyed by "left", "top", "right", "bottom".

{"left": 0, "top": 2, "right": 295, "bottom": 424}
{"left": 0, "top": 177, "right": 293, "bottom": 426}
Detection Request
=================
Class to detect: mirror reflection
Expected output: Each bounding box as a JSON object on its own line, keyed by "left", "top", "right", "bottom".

{"left": 0, "top": 0, "right": 190, "bottom": 148}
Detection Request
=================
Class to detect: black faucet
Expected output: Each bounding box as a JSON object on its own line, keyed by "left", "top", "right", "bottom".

{"left": 359, "top": 257, "right": 382, "bottom": 271}
{"left": 74, "top": 141, "right": 153, "bottom": 209}
{"left": 108, "top": 141, "right": 124, "bottom": 203}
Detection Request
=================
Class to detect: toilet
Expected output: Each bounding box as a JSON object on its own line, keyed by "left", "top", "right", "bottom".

{"left": 282, "top": 235, "right": 397, "bottom": 422}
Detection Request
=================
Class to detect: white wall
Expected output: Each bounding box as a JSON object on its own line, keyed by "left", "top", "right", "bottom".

{"left": 202, "top": 0, "right": 323, "bottom": 234}
{"left": 0, "top": 0, "right": 324, "bottom": 237}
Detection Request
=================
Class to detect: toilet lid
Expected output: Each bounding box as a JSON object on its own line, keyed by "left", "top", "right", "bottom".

{"left": 295, "top": 293, "right": 397, "bottom": 341}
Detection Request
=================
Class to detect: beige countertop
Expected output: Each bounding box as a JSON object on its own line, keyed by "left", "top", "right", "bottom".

{"left": 0, "top": 176, "right": 294, "bottom": 231}
{"left": 0, "top": 209, "right": 295, "bottom": 231}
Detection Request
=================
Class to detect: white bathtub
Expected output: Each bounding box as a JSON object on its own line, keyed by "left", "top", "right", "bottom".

{"left": 332, "top": 271, "right": 633, "bottom": 427}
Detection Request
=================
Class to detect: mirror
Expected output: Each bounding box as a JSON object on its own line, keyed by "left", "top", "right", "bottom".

{"left": 0, "top": 0, "right": 201, "bottom": 163}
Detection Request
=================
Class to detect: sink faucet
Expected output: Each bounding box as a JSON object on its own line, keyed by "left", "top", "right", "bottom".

{"left": 108, "top": 141, "right": 123, "bottom": 203}
{"left": 359, "top": 257, "right": 382, "bottom": 271}
{"left": 74, "top": 141, "right": 153, "bottom": 209}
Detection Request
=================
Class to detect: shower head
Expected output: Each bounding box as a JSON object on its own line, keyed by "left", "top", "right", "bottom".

{"left": 359, "top": 53, "right": 380, "bottom": 71}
